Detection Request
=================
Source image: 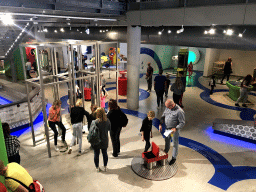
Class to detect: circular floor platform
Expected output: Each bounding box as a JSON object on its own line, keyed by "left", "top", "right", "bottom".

{"left": 131, "top": 157, "right": 178, "bottom": 181}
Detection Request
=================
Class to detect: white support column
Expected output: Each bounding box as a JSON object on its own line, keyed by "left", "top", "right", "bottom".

{"left": 127, "top": 25, "right": 141, "bottom": 110}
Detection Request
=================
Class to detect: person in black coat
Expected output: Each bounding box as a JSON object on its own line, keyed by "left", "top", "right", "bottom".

{"left": 68, "top": 99, "right": 90, "bottom": 155}
{"left": 107, "top": 99, "right": 126, "bottom": 157}
{"left": 221, "top": 57, "right": 233, "bottom": 84}
{"left": 140, "top": 111, "right": 155, "bottom": 152}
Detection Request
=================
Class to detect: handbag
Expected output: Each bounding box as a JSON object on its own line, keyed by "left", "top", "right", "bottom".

{"left": 5, "top": 177, "right": 45, "bottom": 192}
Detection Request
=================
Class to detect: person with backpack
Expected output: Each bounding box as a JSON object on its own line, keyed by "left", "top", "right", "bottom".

{"left": 68, "top": 99, "right": 90, "bottom": 155}
{"left": 171, "top": 77, "right": 185, "bottom": 107}
{"left": 89, "top": 108, "right": 111, "bottom": 172}
{"left": 107, "top": 99, "right": 128, "bottom": 157}
{"left": 0, "top": 160, "right": 44, "bottom": 192}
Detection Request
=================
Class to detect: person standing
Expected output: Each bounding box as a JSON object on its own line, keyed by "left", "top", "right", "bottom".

{"left": 68, "top": 99, "right": 90, "bottom": 155}
{"left": 140, "top": 111, "right": 155, "bottom": 152}
{"left": 221, "top": 57, "right": 233, "bottom": 84}
{"left": 25, "top": 59, "right": 31, "bottom": 78}
{"left": 2, "top": 123, "right": 20, "bottom": 164}
{"left": 0, "top": 160, "right": 33, "bottom": 192}
{"left": 171, "top": 77, "right": 185, "bottom": 107}
{"left": 165, "top": 74, "right": 171, "bottom": 97}
{"left": 188, "top": 62, "right": 193, "bottom": 78}
{"left": 107, "top": 99, "right": 124, "bottom": 157}
{"left": 154, "top": 69, "right": 166, "bottom": 109}
{"left": 159, "top": 99, "right": 185, "bottom": 165}
{"left": 235, "top": 74, "right": 253, "bottom": 107}
{"left": 48, "top": 100, "right": 67, "bottom": 151}
{"left": 146, "top": 62, "right": 154, "bottom": 92}
{"left": 209, "top": 75, "right": 216, "bottom": 95}
{"left": 92, "top": 108, "right": 111, "bottom": 172}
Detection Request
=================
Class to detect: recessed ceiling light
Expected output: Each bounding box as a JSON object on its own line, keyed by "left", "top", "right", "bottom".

{"left": 226, "top": 29, "right": 233, "bottom": 36}
{"left": 168, "top": 30, "right": 171, "bottom": 34}
{"left": 54, "top": 30, "right": 57, "bottom": 33}
{"left": 158, "top": 31, "right": 162, "bottom": 35}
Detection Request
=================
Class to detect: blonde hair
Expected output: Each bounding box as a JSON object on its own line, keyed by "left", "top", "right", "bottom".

{"left": 76, "top": 99, "right": 82, "bottom": 107}
{"left": 95, "top": 107, "right": 107, "bottom": 122}
{"left": 53, "top": 100, "right": 61, "bottom": 110}
{"left": 147, "top": 111, "right": 155, "bottom": 118}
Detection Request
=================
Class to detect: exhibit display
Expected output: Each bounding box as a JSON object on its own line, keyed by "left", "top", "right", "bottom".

{"left": 213, "top": 118, "right": 256, "bottom": 143}
{"left": 226, "top": 81, "right": 253, "bottom": 101}
{"left": 131, "top": 142, "right": 177, "bottom": 181}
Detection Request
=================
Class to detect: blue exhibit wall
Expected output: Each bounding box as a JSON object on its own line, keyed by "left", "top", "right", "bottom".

{"left": 119, "top": 43, "right": 205, "bottom": 74}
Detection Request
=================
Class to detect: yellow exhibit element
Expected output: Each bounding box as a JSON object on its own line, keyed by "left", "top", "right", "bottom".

{"left": 177, "top": 68, "right": 186, "bottom": 71}
{"left": 90, "top": 56, "right": 109, "bottom": 65}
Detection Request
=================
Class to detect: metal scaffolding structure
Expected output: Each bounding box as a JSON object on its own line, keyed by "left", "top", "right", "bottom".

{"left": 20, "top": 41, "right": 119, "bottom": 158}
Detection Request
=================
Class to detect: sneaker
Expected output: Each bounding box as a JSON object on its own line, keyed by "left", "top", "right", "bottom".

{"left": 103, "top": 166, "right": 107, "bottom": 172}
{"left": 96, "top": 167, "right": 100, "bottom": 172}
{"left": 157, "top": 106, "right": 160, "bottom": 110}
{"left": 54, "top": 145, "right": 59, "bottom": 152}
{"left": 235, "top": 103, "right": 240, "bottom": 107}
{"left": 169, "top": 158, "right": 176, "bottom": 165}
{"left": 77, "top": 150, "right": 84, "bottom": 156}
{"left": 242, "top": 104, "right": 247, "bottom": 107}
{"left": 68, "top": 147, "right": 72, "bottom": 154}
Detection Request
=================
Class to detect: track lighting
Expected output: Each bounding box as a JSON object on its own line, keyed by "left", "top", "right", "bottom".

{"left": 226, "top": 29, "right": 233, "bottom": 36}
{"left": 177, "top": 26, "right": 184, "bottom": 34}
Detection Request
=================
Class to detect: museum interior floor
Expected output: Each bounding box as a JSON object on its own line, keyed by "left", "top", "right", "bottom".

{"left": 1, "top": 69, "right": 256, "bottom": 192}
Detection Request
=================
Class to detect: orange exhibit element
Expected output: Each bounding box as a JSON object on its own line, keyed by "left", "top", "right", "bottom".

{"left": 109, "top": 47, "right": 116, "bottom": 65}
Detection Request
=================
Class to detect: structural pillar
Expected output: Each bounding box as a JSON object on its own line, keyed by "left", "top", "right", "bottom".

{"left": 127, "top": 25, "right": 141, "bottom": 110}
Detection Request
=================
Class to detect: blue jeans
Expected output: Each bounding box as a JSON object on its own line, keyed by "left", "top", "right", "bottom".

{"left": 94, "top": 148, "right": 108, "bottom": 168}
{"left": 236, "top": 88, "right": 248, "bottom": 104}
{"left": 164, "top": 129, "right": 180, "bottom": 159}
{"left": 70, "top": 122, "right": 83, "bottom": 152}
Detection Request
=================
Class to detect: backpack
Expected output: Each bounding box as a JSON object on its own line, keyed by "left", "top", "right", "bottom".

{"left": 87, "top": 120, "right": 101, "bottom": 146}
{"left": 119, "top": 110, "right": 128, "bottom": 127}
{"left": 5, "top": 177, "right": 44, "bottom": 192}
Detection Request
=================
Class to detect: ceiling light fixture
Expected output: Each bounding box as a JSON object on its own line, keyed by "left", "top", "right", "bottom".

{"left": 100, "top": 30, "right": 102, "bottom": 33}
{"left": 238, "top": 29, "right": 246, "bottom": 38}
{"left": 168, "top": 30, "right": 171, "bottom": 34}
{"left": 226, "top": 29, "right": 233, "bottom": 36}
{"left": 54, "top": 30, "right": 57, "bottom": 33}
{"left": 177, "top": 26, "right": 184, "bottom": 34}
{"left": 60, "top": 28, "right": 65, "bottom": 32}
{"left": 0, "top": 13, "right": 14, "bottom": 25}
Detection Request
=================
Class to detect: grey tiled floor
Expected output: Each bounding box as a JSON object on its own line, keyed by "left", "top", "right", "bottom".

{"left": 3, "top": 71, "right": 256, "bottom": 192}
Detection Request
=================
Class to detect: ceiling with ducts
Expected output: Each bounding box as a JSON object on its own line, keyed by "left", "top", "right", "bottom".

{"left": 1, "top": 0, "right": 256, "bottom": 59}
